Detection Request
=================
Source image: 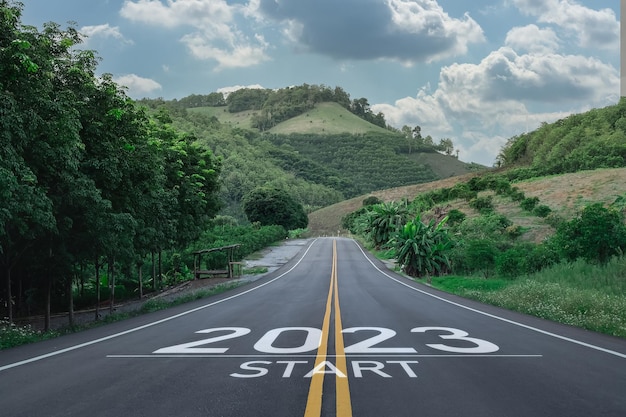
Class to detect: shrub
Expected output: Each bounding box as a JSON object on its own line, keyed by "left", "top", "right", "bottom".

{"left": 504, "top": 225, "right": 524, "bottom": 239}
{"left": 507, "top": 187, "right": 526, "bottom": 202}
{"left": 545, "top": 212, "right": 564, "bottom": 228}
{"left": 533, "top": 205, "right": 552, "bottom": 218}
{"left": 459, "top": 213, "right": 512, "bottom": 241}
{"left": 363, "top": 196, "right": 382, "bottom": 206}
{"left": 469, "top": 195, "right": 494, "bottom": 214}
{"left": 449, "top": 183, "right": 475, "bottom": 200}
{"left": 447, "top": 209, "right": 466, "bottom": 226}
{"left": 551, "top": 203, "right": 626, "bottom": 264}
{"left": 521, "top": 197, "right": 540, "bottom": 211}
{"left": 496, "top": 243, "right": 560, "bottom": 278}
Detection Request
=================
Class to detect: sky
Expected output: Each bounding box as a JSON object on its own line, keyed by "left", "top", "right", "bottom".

{"left": 19, "top": 0, "right": 621, "bottom": 165}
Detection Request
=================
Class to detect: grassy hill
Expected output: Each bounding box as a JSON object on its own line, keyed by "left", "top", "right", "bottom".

{"left": 309, "top": 167, "right": 626, "bottom": 239}
{"left": 188, "top": 102, "right": 394, "bottom": 135}
{"left": 269, "top": 102, "right": 390, "bottom": 135}
{"left": 155, "top": 95, "right": 481, "bottom": 218}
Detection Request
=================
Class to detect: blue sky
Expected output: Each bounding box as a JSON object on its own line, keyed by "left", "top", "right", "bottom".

{"left": 20, "top": 0, "right": 620, "bottom": 165}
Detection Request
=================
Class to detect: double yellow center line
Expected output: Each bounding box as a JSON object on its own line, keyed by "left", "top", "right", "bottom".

{"left": 304, "top": 240, "right": 353, "bottom": 417}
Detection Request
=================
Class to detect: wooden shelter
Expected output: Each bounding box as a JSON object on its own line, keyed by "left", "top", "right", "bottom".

{"left": 192, "top": 244, "right": 242, "bottom": 279}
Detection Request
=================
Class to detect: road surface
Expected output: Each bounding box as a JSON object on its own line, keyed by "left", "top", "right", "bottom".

{"left": 1, "top": 238, "right": 625, "bottom": 416}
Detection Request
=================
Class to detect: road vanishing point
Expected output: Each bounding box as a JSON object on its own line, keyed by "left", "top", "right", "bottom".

{"left": 1, "top": 238, "right": 625, "bottom": 416}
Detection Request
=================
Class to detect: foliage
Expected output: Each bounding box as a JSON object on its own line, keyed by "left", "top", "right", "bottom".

{"left": 498, "top": 98, "right": 626, "bottom": 175}
{"left": 265, "top": 132, "right": 439, "bottom": 197}
{"left": 520, "top": 197, "right": 540, "bottom": 212}
{"left": 468, "top": 195, "right": 495, "bottom": 214}
{"left": 391, "top": 217, "right": 453, "bottom": 278}
{"left": 243, "top": 187, "right": 308, "bottom": 230}
{"left": 495, "top": 243, "right": 560, "bottom": 278}
{"left": 451, "top": 239, "right": 498, "bottom": 277}
{"left": 533, "top": 205, "right": 552, "bottom": 218}
{"left": 431, "top": 259, "right": 626, "bottom": 338}
{"left": 550, "top": 203, "right": 626, "bottom": 264}
{"left": 0, "top": 319, "right": 59, "bottom": 349}
{"left": 363, "top": 196, "right": 383, "bottom": 206}
{"left": 0, "top": 2, "right": 222, "bottom": 324}
{"left": 446, "top": 209, "right": 466, "bottom": 226}
{"left": 366, "top": 202, "right": 410, "bottom": 249}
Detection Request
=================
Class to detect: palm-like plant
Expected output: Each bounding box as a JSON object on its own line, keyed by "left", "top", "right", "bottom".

{"left": 367, "top": 201, "right": 409, "bottom": 249}
{"left": 392, "top": 216, "right": 453, "bottom": 280}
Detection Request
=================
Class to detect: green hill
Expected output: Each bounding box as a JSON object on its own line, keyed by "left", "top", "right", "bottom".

{"left": 188, "top": 102, "right": 392, "bottom": 135}
{"left": 310, "top": 99, "right": 626, "bottom": 237}
{"left": 141, "top": 86, "right": 482, "bottom": 219}
{"left": 498, "top": 98, "right": 626, "bottom": 176}
{"left": 269, "top": 102, "right": 389, "bottom": 135}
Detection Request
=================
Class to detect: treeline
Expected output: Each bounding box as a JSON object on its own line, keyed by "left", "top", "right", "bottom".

{"left": 174, "top": 84, "right": 388, "bottom": 131}
{"left": 1, "top": 2, "right": 222, "bottom": 326}
{"left": 497, "top": 98, "right": 626, "bottom": 177}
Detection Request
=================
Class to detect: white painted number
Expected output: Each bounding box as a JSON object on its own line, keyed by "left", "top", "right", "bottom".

{"left": 343, "top": 327, "right": 417, "bottom": 354}
{"left": 154, "top": 326, "right": 499, "bottom": 354}
{"left": 411, "top": 327, "right": 500, "bottom": 354}
{"left": 254, "top": 327, "right": 322, "bottom": 354}
{"left": 153, "top": 327, "right": 251, "bottom": 354}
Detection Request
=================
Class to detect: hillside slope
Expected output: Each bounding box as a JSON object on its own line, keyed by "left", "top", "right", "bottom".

{"left": 309, "top": 167, "right": 626, "bottom": 238}
{"left": 269, "top": 102, "right": 390, "bottom": 135}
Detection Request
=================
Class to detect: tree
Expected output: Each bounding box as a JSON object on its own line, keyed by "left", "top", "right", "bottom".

{"left": 243, "top": 187, "right": 308, "bottom": 230}
{"left": 552, "top": 203, "right": 626, "bottom": 264}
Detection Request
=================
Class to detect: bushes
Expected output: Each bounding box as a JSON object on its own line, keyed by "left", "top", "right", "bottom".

{"left": 495, "top": 243, "right": 559, "bottom": 278}
{"left": 469, "top": 196, "right": 494, "bottom": 214}
{"left": 521, "top": 197, "right": 540, "bottom": 211}
{"left": 551, "top": 203, "right": 626, "bottom": 264}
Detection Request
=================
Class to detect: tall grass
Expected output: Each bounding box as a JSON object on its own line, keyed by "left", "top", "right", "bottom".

{"left": 430, "top": 257, "right": 626, "bottom": 338}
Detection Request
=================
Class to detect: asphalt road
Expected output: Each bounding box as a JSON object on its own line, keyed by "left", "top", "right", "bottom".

{"left": 1, "top": 237, "right": 625, "bottom": 417}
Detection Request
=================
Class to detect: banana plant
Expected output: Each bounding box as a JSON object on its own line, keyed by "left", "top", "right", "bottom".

{"left": 392, "top": 216, "right": 453, "bottom": 280}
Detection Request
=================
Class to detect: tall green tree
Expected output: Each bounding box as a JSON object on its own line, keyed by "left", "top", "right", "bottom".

{"left": 243, "top": 187, "right": 308, "bottom": 230}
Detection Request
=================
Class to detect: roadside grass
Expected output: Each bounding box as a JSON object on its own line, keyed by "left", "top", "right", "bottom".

{"left": 428, "top": 257, "right": 626, "bottom": 338}
{"left": 0, "top": 282, "right": 242, "bottom": 350}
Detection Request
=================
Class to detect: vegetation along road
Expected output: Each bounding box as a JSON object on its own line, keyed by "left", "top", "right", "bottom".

{"left": 1, "top": 238, "right": 625, "bottom": 417}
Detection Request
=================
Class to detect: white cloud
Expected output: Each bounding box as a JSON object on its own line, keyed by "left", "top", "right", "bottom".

{"left": 79, "top": 24, "right": 133, "bottom": 45}
{"left": 373, "top": 46, "right": 618, "bottom": 165}
{"left": 120, "top": 0, "right": 269, "bottom": 69}
{"left": 505, "top": 25, "right": 559, "bottom": 54}
{"left": 387, "top": 0, "right": 485, "bottom": 62}
{"left": 511, "top": 0, "right": 619, "bottom": 49}
{"left": 113, "top": 74, "right": 162, "bottom": 97}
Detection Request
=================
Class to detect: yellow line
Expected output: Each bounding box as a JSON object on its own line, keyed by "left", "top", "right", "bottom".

{"left": 303, "top": 243, "right": 334, "bottom": 417}
{"left": 304, "top": 240, "right": 353, "bottom": 417}
{"left": 333, "top": 240, "right": 353, "bottom": 416}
